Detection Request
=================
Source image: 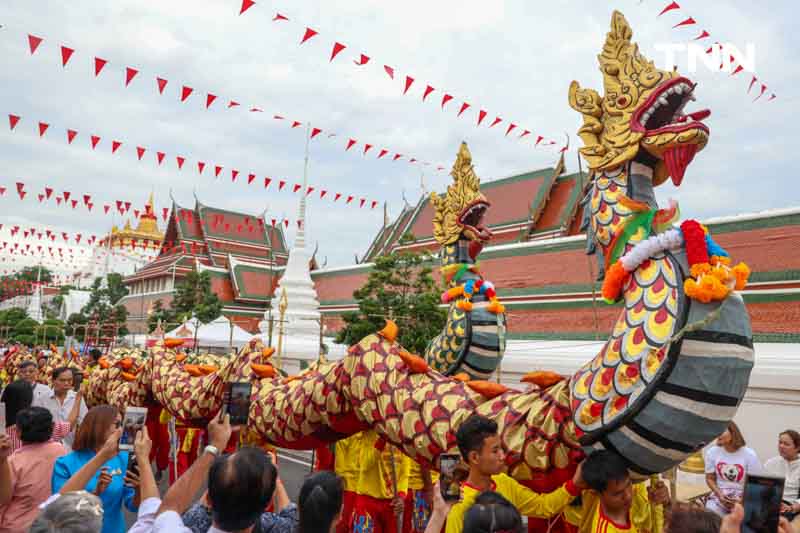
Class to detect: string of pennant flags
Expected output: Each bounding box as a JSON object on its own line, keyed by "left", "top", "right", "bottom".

{"left": 236, "top": 1, "right": 564, "bottom": 151}
{"left": 656, "top": 1, "right": 776, "bottom": 102}
{"left": 6, "top": 113, "right": 382, "bottom": 210}
{"left": 17, "top": 29, "right": 452, "bottom": 172}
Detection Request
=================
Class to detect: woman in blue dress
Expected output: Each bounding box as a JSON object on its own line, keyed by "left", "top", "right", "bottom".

{"left": 52, "top": 405, "right": 140, "bottom": 533}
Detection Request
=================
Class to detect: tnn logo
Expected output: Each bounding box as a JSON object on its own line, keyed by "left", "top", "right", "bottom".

{"left": 654, "top": 42, "right": 756, "bottom": 74}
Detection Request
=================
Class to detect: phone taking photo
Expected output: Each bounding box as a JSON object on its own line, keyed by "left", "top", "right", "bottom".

{"left": 72, "top": 372, "right": 83, "bottom": 392}
{"left": 125, "top": 451, "right": 139, "bottom": 483}
{"left": 222, "top": 382, "right": 252, "bottom": 426}
{"left": 742, "top": 474, "right": 785, "bottom": 533}
{"left": 439, "top": 453, "right": 463, "bottom": 502}
{"left": 119, "top": 406, "right": 147, "bottom": 452}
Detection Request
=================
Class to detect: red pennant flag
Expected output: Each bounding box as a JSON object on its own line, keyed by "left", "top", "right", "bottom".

{"left": 754, "top": 84, "right": 767, "bottom": 101}
{"left": 56, "top": 198, "right": 62, "bottom": 205}
{"left": 519, "top": 129, "right": 531, "bottom": 139}
{"left": 8, "top": 114, "right": 20, "bottom": 130}
{"left": 180, "top": 86, "right": 193, "bottom": 102}
{"left": 477, "top": 110, "right": 487, "bottom": 126}
{"left": 239, "top": 0, "right": 255, "bottom": 15}
{"left": 535, "top": 135, "right": 544, "bottom": 146}
{"left": 505, "top": 123, "right": 517, "bottom": 136}
{"left": 423, "top": 85, "right": 435, "bottom": 101}
{"left": 195, "top": 161, "right": 205, "bottom": 174}
{"left": 300, "top": 27, "right": 318, "bottom": 44}
{"left": 320, "top": 190, "right": 327, "bottom": 199}
{"left": 730, "top": 65, "right": 743, "bottom": 76}
{"left": 134, "top": 209, "right": 140, "bottom": 218}
{"left": 392, "top": 153, "right": 403, "bottom": 161}
{"left": 87, "top": 202, "right": 93, "bottom": 211}
{"left": 283, "top": 219, "right": 289, "bottom": 229}
{"left": 403, "top": 76, "right": 415, "bottom": 95}
{"left": 111, "top": 140, "right": 122, "bottom": 153}
{"left": 63, "top": 191, "right": 71, "bottom": 202}
{"left": 156, "top": 152, "right": 165, "bottom": 165}
{"left": 694, "top": 30, "right": 710, "bottom": 40}
{"left": 489, "top": 117, "right": 502, "bottom": 128}
{"left": 60, "top": 46, "right": 75, "bottom": 67}
{"left": 346, "top": 139, "right": 357, "bottom": 151}
{"left": 214, "top": 165, "right": 222, "bottom": 177}
{"left": 71, "top": 199, "right": 78, "bottom": 209}
{"left": 306, "top": 186, "right": 314, "bottom": 195}
{"left": 768, "top": 94, "right": 777, "bottom": 102}
{"left": 206, "top": 94, "right": 217, "bottom": 108}
{"left": 457, "top": 102, "right": 471, "bottom": 117}
{"left": 94, "top": 57, "right": 108, "bottom": 76}
{"left": 228, "top": 100, "right": 240, "bottom": 108}
{"left": 359, "top": 198, "right": 366, "bottom": 208}
{"left": 124, "top": 201, "right": 131, "bottom": 212}
{"left": 293, "top": 183, "right": 302, "bottom": 193}
{"left": 354, "top": 54, "right": 370, "bottom": 66}
{"left": 136, "top": 146, "right": 146, "bottom": 160}
{"left": 37, "top": 193, "right": 44, "bottom": 203}
{"left": 125, "top": 67, "right": 139, "bottom": 86}
{"left": 658, "top": 2, "right": 680, "bottom": 16}
{"left": 28, "top": 35, "right": 43, "bottom": 54}
{"left": 247, "top": 173, "right": 256, "bottom": 185}
{"left": 273, "top": 13, "right": 288, "bottom": 22}
{"left": 296, "top": 220, "right": 302, "bottom": 229}
{"left": 176, "top": 156, "right": 185, "bottom": 169}
{"left": 310, "top": 127, "right": 322, "bottom": 139}
{"left": 748, "top": 76, "right": 758, "bottom": 93}
{"left": 378, "top": 149, "right": 388, "bottom": 159}
{"left": 45, "top": 187, "right": 53, "bottom": 199}
{"left": 0, "top": 187, "right": 6, "bottom": 196}
{"left": 91, "top": 135, "right": 100, "bottom": 149}
{"left": 330, "top": 42, "right": 346, "bottom": 61}
{"left": 384, "top": 65, "right": 395, "bottom": 79}
{"left": 156, "top": 77, "right": 168, "bottom": 94}
{"left": 441, "top": 94, "right": 454, "bottom": 109}
{"left": 409, "top": 158, "right": 417, "bottom": 163}
{"left": 271, "top": 218, "right": 276, "bottom": 227}
{"left": 673, "top": 17, "right": 696, "bottom": 28}
{"left": 291, "top": 121, "right": 302, "bottom": 128}
{"left": 104, "top": 204, "right": 111, "bottom": 214}
{"left": 363, "top": 144, "right": 373, "bottom": 155}
{"left": 38, "top": 122, "right": 49, "bottom": 137}
{"left": 231, "top": 169, "right": 239, "bottom": 181}
{"left": 346, "top": 195, "right": 353, "bottom": 204}
{"left": 264, "top": 177, "right": 272, "bottom": 188}
{"left": 279, "top": 180, "right": 286, "bottom": 190}
{"left": 371, "top": 200, "right": 377, "bottom": 209}
{"left": 162, "top": 207, "right": 168, "bottom": 220}
{"left": 83, "top": 194, "right": 91, "bottom": 205}
{"left": 67, "top": 129, "right": 78, "bottom": 143}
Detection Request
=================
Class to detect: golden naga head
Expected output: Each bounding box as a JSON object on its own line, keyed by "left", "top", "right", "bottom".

{"left": 431, "top": 142, "right": 491, "bottom": 246}
{"left": 568, "top": 11, "right": 710, "bottom": 186}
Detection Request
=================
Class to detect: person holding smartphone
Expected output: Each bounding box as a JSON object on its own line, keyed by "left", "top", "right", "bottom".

{"left": 764, "top": 429, "right": 800, "bottom": 527}
{"left": 705, "top": 422, "right": 762, "bottom": 517}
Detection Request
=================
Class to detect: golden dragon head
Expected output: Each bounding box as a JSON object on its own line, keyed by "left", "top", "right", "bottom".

{"left": 568, "top": 10, "right": 710, "bottom": 186}
{"left": 431, "top": 142, "right": 491, "bottom": 246}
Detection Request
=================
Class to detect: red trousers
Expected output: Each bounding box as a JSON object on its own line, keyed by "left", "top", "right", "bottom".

{"left": 335, "top": 490, "right": 356, "bottom": 533}
{"left": 403, "top": 488, "right": 431, "bottom": 533}
{"left": 145, "top": 408, "right": 170, "bottom": 472}
{"left": 169, "top": 426, "right": 200, "bottom": 484}
{"left": 351, "top": 493, "right": 401, "bottom": 533}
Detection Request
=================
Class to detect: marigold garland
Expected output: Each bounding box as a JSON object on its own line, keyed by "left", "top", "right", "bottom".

{"left": 680, "top": 220, "right": 750, "bottom": 303}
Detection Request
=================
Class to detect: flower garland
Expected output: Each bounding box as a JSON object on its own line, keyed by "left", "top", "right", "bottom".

{"left": 439, "top": 262, "right": 504, "bottom": 313}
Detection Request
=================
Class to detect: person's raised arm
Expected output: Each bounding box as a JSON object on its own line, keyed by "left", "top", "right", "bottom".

{"left": 272, "top": 476, "right": 291, "bottom": 512}
{"left": 424, "top": 481, "right": 455, "bottom": 533}
{"left": 65, "top": 389, "right": 83, "bottom": 428}
{"left": 58, "top": 428, "right": 121, "bottom": 494}
{"left": 131, "top": 427, "right": 157, "bottom": 501}
{"left": 156, "top": 414, "right": 232, "bottom": 516}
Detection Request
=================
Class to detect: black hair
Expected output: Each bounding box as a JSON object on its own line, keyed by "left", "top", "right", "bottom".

{"left": 298, "top": 471, "right": 344, "bottom": 533}
{"left": 18, "top": 406, "right": 54, "bottom": 443}
{"left": 456, "top": 415, "right": 498, "bottom": 462}
{"left": 18, "top": 360, "right": 37, "bottom": 370}
{"left": 89, "top": 349, "right": 102, "bottom": 362}
{"left": 0, "top": 380, "right": 34, "bottom": 426}
{"left": 582, "top": 450, "right": 629, "bottom": 493}
{"left": 52, "top": 366, "right": 74, "bottom": 381}
{"left": 208, "top": 446, "right": 277, "bottom": 531}
{"left": 463, "top": 491, "right": 524, "bottom": 533}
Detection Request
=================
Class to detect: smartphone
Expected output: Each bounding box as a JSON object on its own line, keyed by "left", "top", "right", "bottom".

{"left": 119, "top": 406, "right": 147, "bottom": 451}
{"left": 126, "top": 451, "right": 139, "bottom": 478}
{"left": 222, "top": 382, "right": 252, "bottom": 425}
{"left": 742, "top": 474, "right": 785, "bottom": 533}
{"left": 72, "top": 372, "right": 83, "bottom": 392}
{"left": 439, "top": 453, "right": 463, "bottom": 502}
{"left": 0, "top": 402, "right": 5, "bottom": 433}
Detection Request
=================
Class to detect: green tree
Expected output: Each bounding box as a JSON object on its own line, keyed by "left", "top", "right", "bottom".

{"left": 66, "top": 273, "right": 131, "bottom": 344}
{"left": 14, "top": 266, "right": 53, "bottom": 284}
{"left": 147, "top": 299, "right": 177, "bottom": 333}
{"left": 66, "top": 313, "right": 89, "bottom": 342}
{"left": 170, "top": 271, "right": 222, "bottom": 324}
{"left": 35, "top": 319, "right": 65, "bottom": 345}
{"left": 335, "top": 249, "right": 446, "bottom": 354}
{"left": 12, "top": 318, "right": 39, "bottom": 346}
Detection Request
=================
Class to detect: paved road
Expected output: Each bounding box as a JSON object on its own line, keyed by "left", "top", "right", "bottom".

{"left": 125, "top": 449, "right": 313, "bottom": 529}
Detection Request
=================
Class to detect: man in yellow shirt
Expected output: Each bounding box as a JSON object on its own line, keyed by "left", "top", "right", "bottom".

{"left": 446, "top": 415, "right": 585, "bottom": 533}
{"left": 335, "top": 432, "right": 364, "bottom": 533}
{"left": 351, "top": 429, "right": 410, "bottom": 533}
{"left": 565, "top": 450, "right": 668, "bottom": 533}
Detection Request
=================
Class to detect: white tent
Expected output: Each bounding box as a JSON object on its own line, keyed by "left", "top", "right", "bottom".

{"left": 164, "top": 315, "right": 254, "bottom": 349}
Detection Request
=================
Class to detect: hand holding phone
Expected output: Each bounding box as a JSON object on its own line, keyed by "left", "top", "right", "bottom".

{"left": 72, "top": 372, "right": 83, "bottom": 392}
{"left": 119, "top": 407, "right": 147, "bottom": 452}
{"left": 222, "top": 382, "right": 252, "bottom": 426}
{"left": 439, "top": 453, "right": 464, "bottom": 502}
{"left": 742, "top": 474, "right": 785, "bottom": 533}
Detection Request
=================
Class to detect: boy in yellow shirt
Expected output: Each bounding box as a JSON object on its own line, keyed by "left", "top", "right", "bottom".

{"left": 565, "top": 450, "right": 668, "bottom": 533}
{"left": 445, "top": 415, "right": 585, "bottom": 533}
{"left": 351, "top": 429, "right": 410, "bottom": 533}
{"left": 335, "top": 432, "right": 364, "bottom": 533}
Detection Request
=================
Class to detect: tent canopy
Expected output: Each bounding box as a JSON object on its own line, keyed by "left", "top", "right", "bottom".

{"left": 163, "top": 315, "right": 254, "bottom": 349}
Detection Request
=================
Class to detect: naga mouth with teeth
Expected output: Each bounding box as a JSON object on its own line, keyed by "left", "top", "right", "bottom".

{"left": 631, "top": 76, "right": 711, "bottom": 187}
{"left": 458, "top": 200, "right": 492, "bottom": 243}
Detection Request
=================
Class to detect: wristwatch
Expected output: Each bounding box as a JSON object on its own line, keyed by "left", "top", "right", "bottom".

{"left": 203, "top": 445, "right": 220, "bottom": 457}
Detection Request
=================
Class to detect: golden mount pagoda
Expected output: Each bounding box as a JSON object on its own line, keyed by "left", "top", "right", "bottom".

{"left": 98, "top": 193, "right": 165, "bottom": 252}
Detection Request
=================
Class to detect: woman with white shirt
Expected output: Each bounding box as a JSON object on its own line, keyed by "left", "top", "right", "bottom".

{"left": 764, "top": 429, "right": 800, "bottom": 527}
{"left": 705, "top": 421, "right": 762, "bottom": 517}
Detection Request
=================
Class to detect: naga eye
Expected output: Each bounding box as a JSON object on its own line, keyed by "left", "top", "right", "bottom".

{"left": 617, "top": 95, "right": 630, "bottom": 107}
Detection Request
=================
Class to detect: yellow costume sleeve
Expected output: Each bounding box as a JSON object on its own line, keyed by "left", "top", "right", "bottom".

{"left": 496, "top": 474, "right": 577, "bottom": 518}
{"left": 630, "top": 482, "right": 664, "bottom": 533}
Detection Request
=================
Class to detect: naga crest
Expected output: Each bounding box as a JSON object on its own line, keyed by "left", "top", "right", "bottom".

{"left": 568, "top": 11, "right": 710, "bottom": 186}
{"left": 431, "top": 142, "right": 491, "bottom": 246}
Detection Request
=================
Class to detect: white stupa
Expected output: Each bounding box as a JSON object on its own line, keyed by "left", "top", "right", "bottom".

{"left": 26, "top": 265, "right": 44, "bottom": 323}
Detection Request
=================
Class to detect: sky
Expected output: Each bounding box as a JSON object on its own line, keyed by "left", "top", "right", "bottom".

{"left": 0, "top": 0, "right": 798, "bottom": 274}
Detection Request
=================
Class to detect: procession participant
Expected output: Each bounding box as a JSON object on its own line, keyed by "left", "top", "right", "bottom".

{"left": 334, "top": 432, "right": 364, "bottom": 533}
{"left": 145, "top": 406, "right": 171, "bottom": 481}
{"left": 446, "top": 415, "right": 584, "bottom": 533}
{"left": 351, "top": 429, "right": 410, "bottom": 533}
{"left": 404, "top": 459, "right": 436, "bottom": 533}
